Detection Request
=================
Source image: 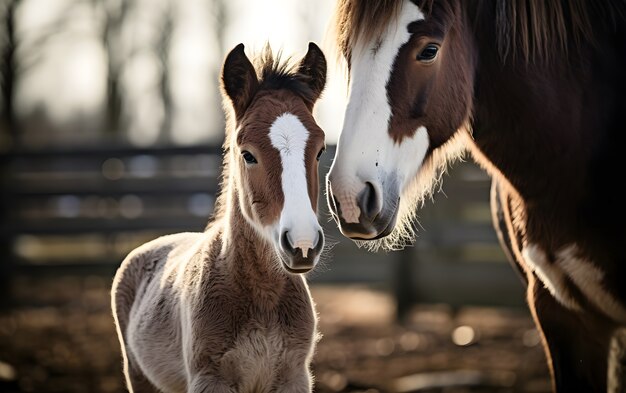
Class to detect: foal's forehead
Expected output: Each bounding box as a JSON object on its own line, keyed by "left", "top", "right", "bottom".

{"left": 237, "top": 89, "right": 323, "bottom": 144}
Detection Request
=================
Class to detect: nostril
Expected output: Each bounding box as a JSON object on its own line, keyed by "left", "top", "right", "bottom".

{"left": 281, "top": 230, "right": 323, "bottom": 261}
{"left": 358, "top": 182, "right": 380, "bottom": 221}
{"left": 281, "top": 231, "right": 297, "bottom": 256}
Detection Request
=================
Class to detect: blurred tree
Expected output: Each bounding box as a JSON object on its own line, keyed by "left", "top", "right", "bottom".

{"left": 100, "top": 0, "right": 130, "bottom": 134}
{"left": 166, "top": 0, "right": 226, "bottom": 145}
{"left": 0, "top": 0, "right": 18, "bottom": 147}
{"left": 0, "top": 0, "right": 18, "bottom": 305}
{"left": 159, "top": 7, "right": 173, "bottom": 142}
{"left": 2, "top": 0, "right": 231, "bottom": 146}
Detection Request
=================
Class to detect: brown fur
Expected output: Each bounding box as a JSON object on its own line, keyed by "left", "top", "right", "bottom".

{"left": 111, "top": 44, "right": 327, "bottom": 393}
{"left": 210, "top": 43, "right": 327, "bottom": 227}
{"left": 332, "top": 0, "right": 623, "bottom": 63}
{"left": 477, "top": 0, "right": 626, "bottom": 63}
{"left": 330, "top": 0, "right": 626, "bottom": 391}
{"left": 236, "top": 89, "right": 325, "bottom": 225}
{"left": 387, "top": 0, "right": 474, "bottom": 145}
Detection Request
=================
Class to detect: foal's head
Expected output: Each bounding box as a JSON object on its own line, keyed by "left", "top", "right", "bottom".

{"left": 327, "top": 0, "right": 474, "bottom": 249}
{"left": 221, "top": 43, "right": 327, "bottom": 273}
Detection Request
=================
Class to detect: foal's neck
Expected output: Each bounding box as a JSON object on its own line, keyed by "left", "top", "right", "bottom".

{"left": 219, "top": 189, "right": 285, "bottom": 287}
{"left": 208, "top": 135, "right": 289, "bottom": 298}
{"left": 216, "top": 200, "right": 289, "bottom": 307}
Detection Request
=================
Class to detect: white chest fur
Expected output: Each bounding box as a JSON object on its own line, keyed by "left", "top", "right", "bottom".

{"left": 217, "top": 321, "right": 310, "bottom": 392}
{"left": 523, "top": 244, "right": 626, "bottom": 322}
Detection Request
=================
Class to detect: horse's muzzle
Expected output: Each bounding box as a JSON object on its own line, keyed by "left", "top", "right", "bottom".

{"left": 279, "top": 230, "right": 323, "bottom": 274}
{"left": 327, "top": 178, "right": 400, "bottom": 240}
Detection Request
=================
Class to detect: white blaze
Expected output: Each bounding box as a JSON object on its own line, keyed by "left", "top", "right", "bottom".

{"left": 269, "top": 113, "right": 321, "bottom": 257}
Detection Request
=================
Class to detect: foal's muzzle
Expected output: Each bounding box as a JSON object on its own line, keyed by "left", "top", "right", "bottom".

{"left": 327, "top": 177, "right": 399, "bottom": 240}
{"left": 279, "top": 230, "right": 324, "bottom": 273}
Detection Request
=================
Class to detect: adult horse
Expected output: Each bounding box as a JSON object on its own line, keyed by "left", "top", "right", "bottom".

{"left": 325, "top": 0, "right": 626, "bottom": 391}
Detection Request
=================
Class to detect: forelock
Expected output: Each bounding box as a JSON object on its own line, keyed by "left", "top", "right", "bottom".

{"left": 253, "top": 45, "right": 317, "bottom": 103}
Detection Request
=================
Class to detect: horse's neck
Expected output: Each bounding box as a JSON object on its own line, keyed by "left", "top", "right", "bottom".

{"left": 218, "top": 192, "right": 285, "bottom": 290}
{"left": 470, "top": 44, "right": 588, "bottom": 191}
{"left": 468, "top": 19, "right": 626, "bottom": 248}
{"left": 206, "top": 148, "right": 288, "bottom": 300}
{"left": 469, "top": 7, "right": 624, "bottom": 189}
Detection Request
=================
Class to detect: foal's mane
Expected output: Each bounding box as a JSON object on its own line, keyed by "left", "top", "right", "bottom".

{"left": 332, "top": 0, "right": 625, "bottom": 64}
{"left": 254, "top": 47, "right": 320, "bottom": 105}
{"left": 208, "top": 46, "right": 316, "bottom": 228}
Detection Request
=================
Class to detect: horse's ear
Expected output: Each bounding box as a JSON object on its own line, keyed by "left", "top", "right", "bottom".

{"left": 298, "top": 42, "right": 327, "bottom": 105}
{"left": 221, "top": 43, "right": 259, "bottom": 118}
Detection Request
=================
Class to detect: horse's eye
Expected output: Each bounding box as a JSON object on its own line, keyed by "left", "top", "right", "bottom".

{"left": 242, "top": 151, "right": 257, "bottom": 164}
{"left": 316, "top": 147, "right": 325, "bottom": 161}
{"left": 417, "top": 44, "right": 439, "bottom": 62}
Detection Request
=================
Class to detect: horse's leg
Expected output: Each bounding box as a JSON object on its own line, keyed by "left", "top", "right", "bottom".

{"left": 187, "top": 374, "right": 235, "bottom": 393}
{"left": 490, "top": 179, "right": 527, "bottom": 283}
{"left": 608, "top": 328, "right": 626, "bottom": 393}
{"left": 112, "top": 257, "right": 161, "bottom": 393}
{"left": 528, "top": 274, "right": 617, "bottom": 392}
{"left": 276, "top": 377, "right": 311, "bottom": 393}
{"left": 275, "top": 367, "right": 312, "bottom": 393}
{"left": 114, "top": 316, "right": 160, "bottom": 392}
{"left": 113, "top": 313, "right": 160, "bottom": 393}
{"left": 123, "top": 349, "right": 161, "bottom": 393}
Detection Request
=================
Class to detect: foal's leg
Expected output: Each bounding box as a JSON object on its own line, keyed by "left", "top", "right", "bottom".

{"left": 276, "top": 373, "right": 312, "bottom": 393}
{"left": 275, "top": 365, "right": 313, "bottom": 393}
{"left": 528, "top": 274, "right": 617, "bottom": 392}
{"left": 187, "top": 374, "right": 235, "bottom": 393}
{"left": 113, "top": 315, "right": 160, "bottom": 392}
{"left": 112, "top": 264, "right": 160, "bottom": 393}
{"left": 123, "top": 349, "right": 161, "bottom": 393}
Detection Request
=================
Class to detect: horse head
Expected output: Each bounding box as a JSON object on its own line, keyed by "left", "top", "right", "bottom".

{"left": 221, "top": 42, "right": 328, "bottom": 272}
{"left": 327, "top": 0, "right": 474, "bottom": 250}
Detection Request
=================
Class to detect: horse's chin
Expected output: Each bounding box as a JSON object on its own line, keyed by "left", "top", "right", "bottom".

{"left": 278, "top": 254, "right": 315, "bottom": 275}
{"left": 336, "top": 198, "right": 400, "bottom": 241}
{"left": 281, "top": 264, "right": 312, "bottom": 274}
{"left": 351, "top": 192, "right": 420, "bottom": 252}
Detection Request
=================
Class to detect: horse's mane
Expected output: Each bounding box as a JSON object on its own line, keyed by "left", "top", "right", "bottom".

{"left": 478, "top": 0, "right": 626, "bottom": 62}
{"left": 332, "top": 0, "right": 625, "bottom": 64}
{"left": 208, "top": 46, "right": 315, "bottom": 229}
{"left": 331, "top": 0, "right": 428, "bottom": 63}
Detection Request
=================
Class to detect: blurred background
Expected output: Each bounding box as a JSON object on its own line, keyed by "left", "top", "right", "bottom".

{"left": 0, "top": 0, "right": 551, "bottom": 392}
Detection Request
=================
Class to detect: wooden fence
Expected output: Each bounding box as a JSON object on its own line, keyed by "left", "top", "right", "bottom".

{"left": 0, "top": 144, "right": 526, "bottom": 310}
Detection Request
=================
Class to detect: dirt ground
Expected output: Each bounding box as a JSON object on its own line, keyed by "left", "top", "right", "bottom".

{"left": 0, "top": 275, "right": 551, "bottom": 393}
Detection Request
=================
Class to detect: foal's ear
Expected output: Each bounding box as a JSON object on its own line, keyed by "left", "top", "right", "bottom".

{"left": 297, "top": 42, "right": 327, "bottom": 105}
{"left": 221, "top": 43, "right": 259, "bottom": 118}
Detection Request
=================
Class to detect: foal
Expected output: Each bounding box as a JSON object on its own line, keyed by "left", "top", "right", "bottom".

{"left": 111, "top": 42, "right": 327, "bottom": 393}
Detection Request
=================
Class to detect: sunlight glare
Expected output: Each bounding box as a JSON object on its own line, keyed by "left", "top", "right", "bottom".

{"left": 223, "top": 0, "right": 346, "bottom": 143}
{"left": 15, "top": 0, "right": 107, "bottom": 127}
{"left": 169, "top": 0, "right": 222, "bottom": 145}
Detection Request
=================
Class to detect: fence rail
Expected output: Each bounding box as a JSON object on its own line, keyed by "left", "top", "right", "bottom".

{"left": 1, "top": 143, "right": 526, "bottom": 310}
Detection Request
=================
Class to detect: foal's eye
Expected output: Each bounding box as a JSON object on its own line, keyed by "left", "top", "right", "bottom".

{"left": 316, "top": 147, "right": 325, "bottom": 161}
{"left": 241, "top": 151, "right": 257, "bottom": 164}
{"left": 417, "top": 44, "right": 439, "bottom": 62}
